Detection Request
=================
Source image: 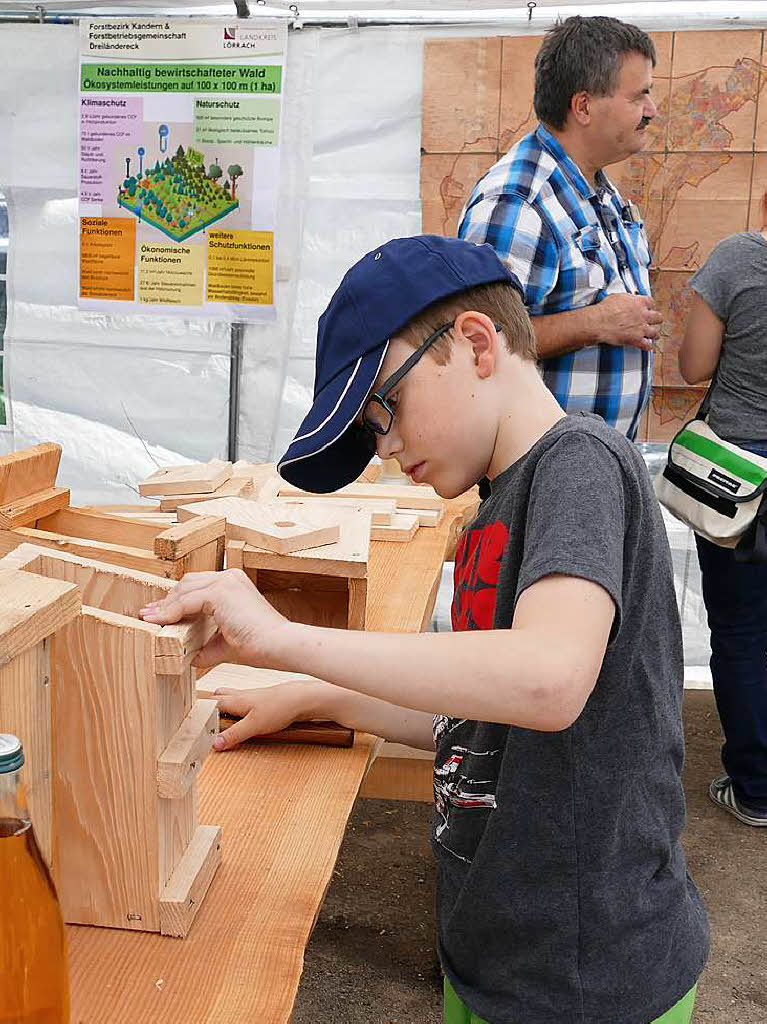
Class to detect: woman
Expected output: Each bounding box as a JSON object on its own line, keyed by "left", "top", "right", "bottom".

{"left": 679, "top": 199, "right": 767, "bottom": 827}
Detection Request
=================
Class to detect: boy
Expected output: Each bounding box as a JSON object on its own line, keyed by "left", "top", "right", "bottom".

{"left": 141, "top": 235, "right": 708, "bottom": 1024}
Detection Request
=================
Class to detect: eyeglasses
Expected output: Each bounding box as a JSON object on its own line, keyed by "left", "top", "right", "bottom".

{"left": 361, "top": 322, "right": 453, "bottom": 436}
{"left": 361, "top": 320, "right": 504, "bottom": 437}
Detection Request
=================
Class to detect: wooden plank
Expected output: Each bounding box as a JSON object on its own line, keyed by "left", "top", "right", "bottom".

{"left": 159, "top": 824, "right": 222, "bottom": 938}
{"left": 156, "top": 670, "right": 196, "bottom": 893}
{"left": 2, "top": 543, "right": 172, "bottom": 616}
{"left": 38, "top": 508, "right": 163, "bottom": 549}
{"left": 276, "top": 480, "right": 445, "bottom": 512}
{"left": 274, "top": 496, "right": 397, "bottom": 527}
{"left": 0, "top": 486, "right": 70, "bottom": 529}
{"left": 139, "top": 463, "right": 232, "bottom": 498}
{"left": 157, "top": 699, "right": 219, "bottom": 799}
{"left": 371, "top": 512, "right": 419, "bottom": 542}
{"left": 2, "top": 526, "right": 175, "bottom": 578}
{"left": 0, "top": 443, "right": 62, "bottom": 504}
{"left": 195, "top": 663, "right": 319, "bottom": 699}
{"left": 154, "top": 516, "right": 226, "bottom": 560}
{"left": 158, "top": 475, "right": 254, "bottom": 512}
{"left": 52, "top": 611, "right": 160, "bottom": 930}
{"left": 178, "top": 497, "right": 342, "bottom": 555}
{"left": 155, "top": 618, "right": 218, "bottom": 675}
{"left": 0, "top": 568, "right": 80, "bottom": 667}
{"left": 0, "top": 641, "right": 55, "bottom": 864}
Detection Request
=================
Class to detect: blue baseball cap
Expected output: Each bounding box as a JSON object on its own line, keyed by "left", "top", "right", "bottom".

{"left": 277, "top": 234, "right": 522, "bottom": 493}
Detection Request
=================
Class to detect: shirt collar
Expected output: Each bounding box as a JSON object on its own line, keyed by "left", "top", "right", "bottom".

{"left": 535, "top": 123, "right": 616, "bottom": 203}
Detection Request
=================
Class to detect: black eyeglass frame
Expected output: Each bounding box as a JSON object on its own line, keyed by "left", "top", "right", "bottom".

{"left": 361, "top": 320, "right": 503, "bottom": 437}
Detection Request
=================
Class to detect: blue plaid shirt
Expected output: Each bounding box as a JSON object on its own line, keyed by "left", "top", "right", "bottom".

{"left": 458, "top": 125, "right": 653, "bottom": 439}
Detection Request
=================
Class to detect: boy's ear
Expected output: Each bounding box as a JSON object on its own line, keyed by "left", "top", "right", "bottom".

{"left": 454, "top": 311, "right": 498, "bottom": 380}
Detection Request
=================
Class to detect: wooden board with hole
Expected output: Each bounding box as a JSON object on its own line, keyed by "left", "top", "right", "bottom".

{"left": 177, "top": 497, "right": 342, "bottom": 555}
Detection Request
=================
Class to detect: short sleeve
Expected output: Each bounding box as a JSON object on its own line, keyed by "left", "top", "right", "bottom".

{"left": 516, "top": 433, "right": 625, "bottom": 638}
{"left": 458, "top": 193, "right": 559, "bottom": 313}
{"left": 688, "top": 236, "right": 739, "bottom": 321}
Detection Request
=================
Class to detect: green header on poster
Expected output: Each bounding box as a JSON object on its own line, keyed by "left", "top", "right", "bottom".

{"left": 81, "top": 63, "right": 282, "bottom": 94}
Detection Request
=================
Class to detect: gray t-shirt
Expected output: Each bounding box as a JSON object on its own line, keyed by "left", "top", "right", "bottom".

{"left": 689, "top": 231, "right": 767, "bottom": 442}
{"left": 434, "top": 415, "right": 709, "bottom": 1024}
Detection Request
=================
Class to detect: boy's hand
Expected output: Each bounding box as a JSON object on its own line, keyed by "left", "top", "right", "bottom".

{"left": 140, "top": 568, "right": 289, "bottom": 670}
{"left": 213, "top": 682, "right": 315, "bottom": 751}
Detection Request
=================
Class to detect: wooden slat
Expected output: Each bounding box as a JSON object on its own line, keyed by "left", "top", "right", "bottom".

{"left": 157, "top": 700, "right": 219, "bottom": 799}
{"left": 218, "top": 716, "right": 354, "bottom": 748}
{"left": 159, "top": 825, "right": 222, "bottom": 938}
{"left": 53, "top": 611, "right": 160, "bottom": 930}
{"left": 139, "top": 463, "right": 232, "bottom": 498}
{"left": 153, "top": 516, "right": 226, "bottom": 561}
{"left": 274, "top": 495, "right": 397, "bottom": 527}
{"left": 195, "top": 663, "right": 319, "bottom": 699}
{"left": 155, "top": 619, "right": 218, "bottom": 675}
{"left": 39, "top": 508, "right": 163, "bottom": 548}
{"left": 0, "top": 443, "right": 62, "bottom": 504}
{"left": 0, "top": 568, "right": 80, "bottom": 667}
{"left": 276, "top": 480, "right": 445, "bottom": 512}
{"left": 371, "top": 512, "right": 419, "bottom": 542}
{"left": 0, "top": 486, "right": 70, "bottom": 529}
{"left": 2, "top": 526, "right": 174, "bottom": 578}
{"left": 158, "top": 475, "right": 254, "bottom": 512}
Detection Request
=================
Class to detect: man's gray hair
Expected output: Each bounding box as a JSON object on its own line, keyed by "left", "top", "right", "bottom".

{"left": 533, "top": 16, "right": 656, "bottom": 131}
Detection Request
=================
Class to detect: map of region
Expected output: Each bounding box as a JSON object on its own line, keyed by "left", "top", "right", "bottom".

{"left": 421, "top": 29, "right": 767, "bottom": 441}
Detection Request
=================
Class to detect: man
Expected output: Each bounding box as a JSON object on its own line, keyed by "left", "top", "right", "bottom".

{"left": 459, "top": 15, "right": 663, "bottom": 438}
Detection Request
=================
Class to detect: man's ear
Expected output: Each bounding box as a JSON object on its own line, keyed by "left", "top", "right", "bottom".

{"left": 454, "top": 311, "right": 497, "bottom": 380}
{"left": 570, "top": 90, "right": 591, "bottom": 127}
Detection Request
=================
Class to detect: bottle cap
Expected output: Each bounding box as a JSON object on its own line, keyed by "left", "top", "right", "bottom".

{"left": 0, "top": 735, "right": 24, "bottom": 774}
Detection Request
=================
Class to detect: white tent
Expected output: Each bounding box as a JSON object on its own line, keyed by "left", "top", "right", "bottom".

{"left": 0, "top": 0, "right": 764, "bottom": 505}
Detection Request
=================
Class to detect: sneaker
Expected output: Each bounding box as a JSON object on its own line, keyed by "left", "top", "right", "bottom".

{"left": 708, "top": 774, "right": 767, "bottom": 827}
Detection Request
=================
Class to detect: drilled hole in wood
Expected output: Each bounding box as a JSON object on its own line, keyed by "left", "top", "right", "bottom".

{"left": 274, "top": 521, "right": 296, "bottom": 528}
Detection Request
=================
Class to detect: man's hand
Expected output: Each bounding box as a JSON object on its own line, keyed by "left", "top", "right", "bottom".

{"left": 140, "top": 568, "right": 290, "bottom": 670}
{"left": 593, "top": 293, "right": 662, "bottom": 350}
{"left": 213, "top": 682, "right": 317, "bottom": 751}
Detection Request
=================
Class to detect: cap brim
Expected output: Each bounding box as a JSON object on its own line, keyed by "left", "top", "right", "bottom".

{"left": 277, "top": 344, "right": 388, "bottom": 493}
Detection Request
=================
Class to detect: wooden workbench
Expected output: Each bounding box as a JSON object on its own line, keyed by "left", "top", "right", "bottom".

{"left": 67, "top": 489, "right": 477, "bottom": 1023}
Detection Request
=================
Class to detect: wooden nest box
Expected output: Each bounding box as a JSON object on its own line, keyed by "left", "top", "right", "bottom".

{"left": 0, "top": 543, "right": 222, "bottom": 937}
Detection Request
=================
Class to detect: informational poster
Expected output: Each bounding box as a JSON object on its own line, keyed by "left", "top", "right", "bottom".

{"left": 78, "top": 18, "right": 286, "bottom": 320}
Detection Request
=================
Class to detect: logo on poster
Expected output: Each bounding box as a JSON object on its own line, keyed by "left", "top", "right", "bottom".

{"left": 223, "top": 26, "right": 237, "bottom": 41}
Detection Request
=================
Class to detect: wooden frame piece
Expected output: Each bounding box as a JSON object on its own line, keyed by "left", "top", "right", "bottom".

{"left": 0, "top": 486, "right": 70, "bottom": 529}
{"left": 0, "top": 443, "right": 62, "bottom": 504}
{"left": 0, "top": 570, "right": 81, "bottom": 867}
{"left": 0, "top": 543, "right": 222, "bottom": 937}
{"left": 0, "top": 508, "right": 225, "bottom": 580}
{"left": 158, "top": 475, "right": 254, "bottom": 512}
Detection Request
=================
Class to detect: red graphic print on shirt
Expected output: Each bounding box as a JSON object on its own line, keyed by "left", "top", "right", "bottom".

{"left": 451, "top": 520, "right": 509, "bottom": 631}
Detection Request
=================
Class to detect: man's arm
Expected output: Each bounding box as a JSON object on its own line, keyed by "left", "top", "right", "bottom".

{"left": 532, "top": 293, "right": 661, "bottom": 359}
{"left": 142, "top": 571, "right": 615, "bottom": 734}
{"left": 459, "top": 195, "right": 661, "bottom": 359}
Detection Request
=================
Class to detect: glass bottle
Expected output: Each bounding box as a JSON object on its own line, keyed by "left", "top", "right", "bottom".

{"left": 0, "top": 734, "right": 69, "bottom": 1024}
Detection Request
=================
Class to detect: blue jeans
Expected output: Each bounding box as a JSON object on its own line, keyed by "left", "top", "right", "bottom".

{"left": 694, "top": 439, "right": 767, "bottom": 811}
